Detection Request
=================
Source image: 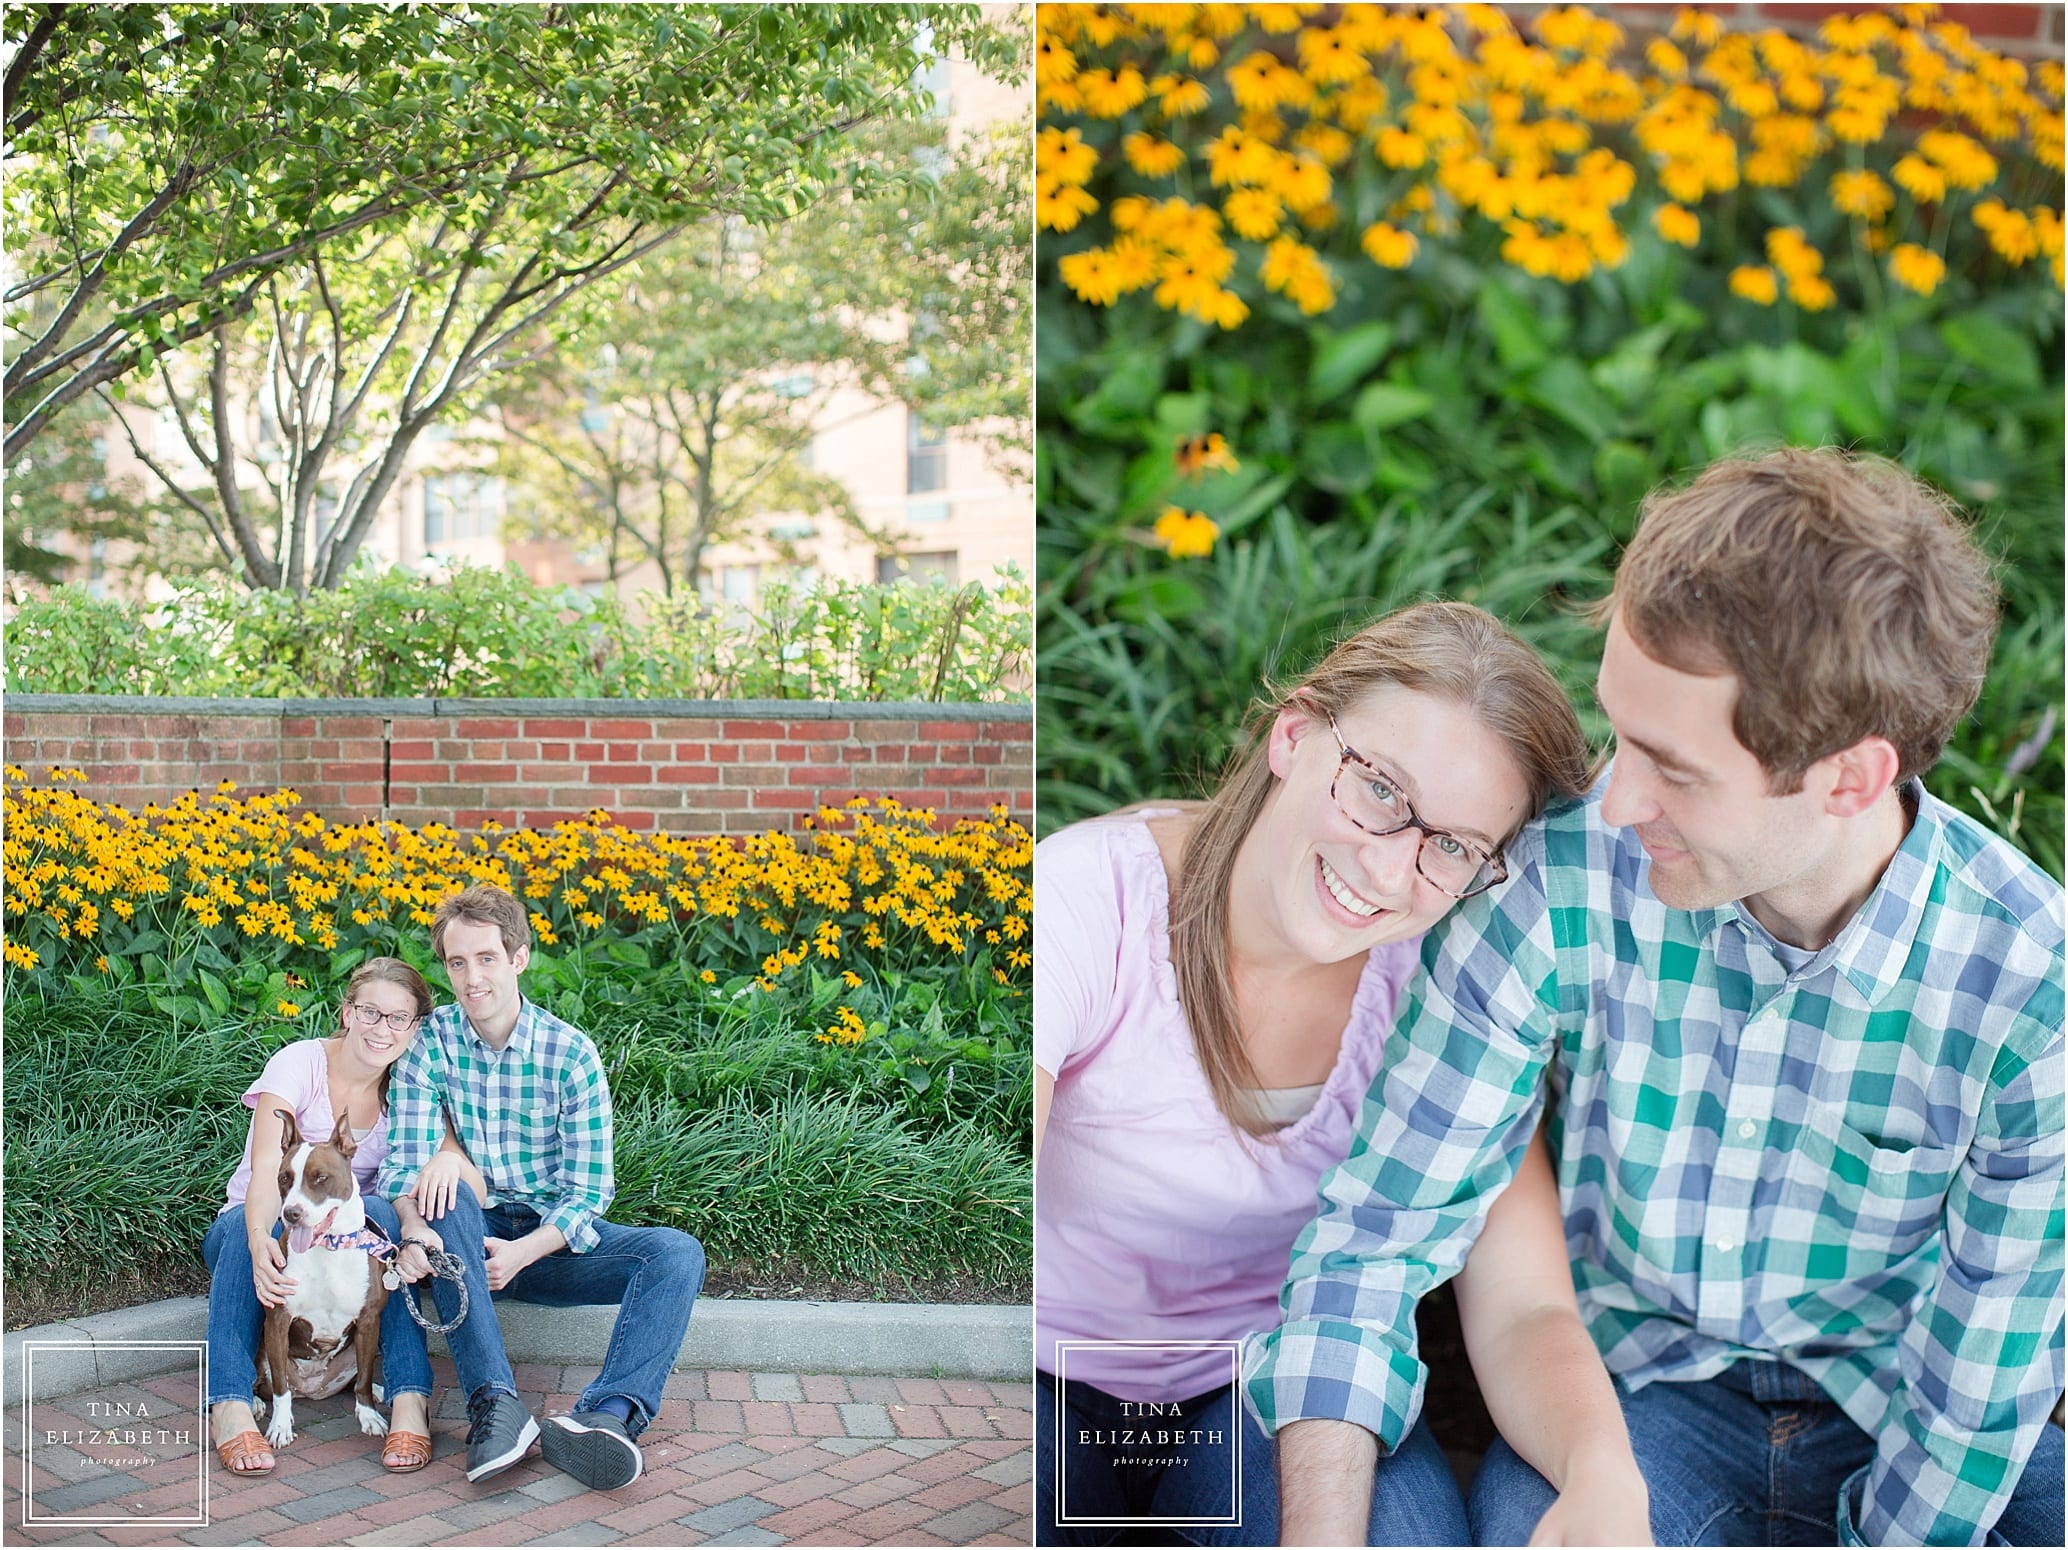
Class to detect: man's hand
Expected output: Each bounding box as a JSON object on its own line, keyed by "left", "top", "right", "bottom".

{"left": 393, "top": 1224, "right": 445, "bottom": 1285}
{"left": 248, "top": 1229, "right": 296, "bottom": 1308}
{"left": 1529, "top": 1453, "right": 1652, "bottom": 1546}
{"left": 482, "top": 1225, "right": 567, "bottom": 1290}
{"left": 483, "top": 1234, "right": 537, "bottom": 1291}
{"left": 412, "top": 1153, "right": 469, "bottom": 1221}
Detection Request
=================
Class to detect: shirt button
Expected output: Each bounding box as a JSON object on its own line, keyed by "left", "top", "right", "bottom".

{"left": 1738, "top": 1120, "right": 1758, "bottom": 1139}
{"left": 1715, "top": 1237, "right": 1736, "bottom": 1253}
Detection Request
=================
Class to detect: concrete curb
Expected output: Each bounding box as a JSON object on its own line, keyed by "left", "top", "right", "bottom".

{"left": 5, "top": 1295, "right": 1032, "bottom": 1399}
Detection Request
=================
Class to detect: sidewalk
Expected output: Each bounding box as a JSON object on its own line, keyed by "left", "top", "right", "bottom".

{"left": 3, "top": 1355, "right": 1031, "bottom": 1547}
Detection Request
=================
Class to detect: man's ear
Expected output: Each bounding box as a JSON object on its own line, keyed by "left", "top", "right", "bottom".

{"left": 1816, "top": 735, "right": 1901, "bottom": 819}
{"left": 510, "top": 942, "right": 531, "bottom": 975}
{"left": 1266, "top": 694, "right": 1325, "bottom": 780}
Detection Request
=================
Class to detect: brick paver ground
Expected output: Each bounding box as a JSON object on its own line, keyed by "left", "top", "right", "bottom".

{"left": 3, "top": 1359, "right": 1031, "bottom": 1547}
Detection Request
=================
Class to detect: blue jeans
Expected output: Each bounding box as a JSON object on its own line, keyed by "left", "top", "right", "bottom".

{"left": 424, "top": 1185, "right": 703, "bottom": 1439}
{"left": 202, "top": 1200, "right": 432, "bottom": 1410}
{"left": 1468, "top": 1362, "right": 2066, "bottom": 1546}
{"left": 1036, "top": 1372, "right": 1468, "bottom": 1545}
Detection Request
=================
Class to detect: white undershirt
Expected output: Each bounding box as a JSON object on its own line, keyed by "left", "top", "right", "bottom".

{"left": 1242, "top": 1083, "right": 1328, "bottom": 1129}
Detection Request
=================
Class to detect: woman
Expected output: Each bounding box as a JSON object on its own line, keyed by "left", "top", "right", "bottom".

{"left": 1033, "top": 602, "right": 1647, "bottom": 1545}
{"left": 204, "top": 957, "right": 485, "bottom": 1476}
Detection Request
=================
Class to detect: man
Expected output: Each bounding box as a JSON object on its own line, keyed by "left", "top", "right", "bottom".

{"left": 1247, "top": 449, "right": 2063, "bottom": 1545}
{"left": 378, "top": 884, "right": 704, "bottom": 1489}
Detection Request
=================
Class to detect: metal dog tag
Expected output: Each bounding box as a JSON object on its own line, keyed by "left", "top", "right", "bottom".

{"left": 382, "top": 1269, "right": 401, "bottom": 1291}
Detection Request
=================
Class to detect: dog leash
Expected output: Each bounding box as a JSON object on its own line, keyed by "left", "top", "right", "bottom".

{"left": 317, "top": 1225, "right": 471, "bottom": 1336}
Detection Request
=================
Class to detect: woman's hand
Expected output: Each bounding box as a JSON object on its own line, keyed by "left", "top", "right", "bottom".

{"left": 393, "top": 1223, "right": 444, "bottom": 1285}
{"left": 412, "top": 1151, "right": 468, "bottom": 1222}
{"left": 1529, "top": 1451, "right": 1652, "bottom": 1546}
{"left": 248, "top": 1227, "right": 296, "bottom": 1308}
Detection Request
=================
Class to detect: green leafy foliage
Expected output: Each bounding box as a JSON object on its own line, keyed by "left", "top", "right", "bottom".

{"left": 1038, "top": 218, "right": 2064, "bottom": 875}
{"left": 3, "top": 562, "right": 1031, "bottom": 702}
{"left": 4, "top": 4, "right": 1021, "bottom": 475}
{"left": 494, "top": 103, "right": 1033, "bottom": 596}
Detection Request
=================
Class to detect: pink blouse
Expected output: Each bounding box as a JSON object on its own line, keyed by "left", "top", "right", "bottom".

{"left": 218, "top": 1040, "right": 389, "bottom": 1214}
{"left": 1034, "top": 812, "right": 1420, "bottom": 1402}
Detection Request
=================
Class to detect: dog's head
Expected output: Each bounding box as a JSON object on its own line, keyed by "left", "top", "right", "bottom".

{"left": 274, "top": 1108, "right": 367, "bottom": 1254}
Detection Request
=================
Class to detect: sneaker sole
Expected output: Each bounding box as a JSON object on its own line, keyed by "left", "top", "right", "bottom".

{"left": 465, "top": 1413, "right": 539, "bottom": 1482}
{"left": 540, "top": 1415, "right": 642, "bottom": 1490}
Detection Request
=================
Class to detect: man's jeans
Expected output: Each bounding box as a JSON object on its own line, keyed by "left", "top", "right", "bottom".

{"left": 420, "top": 1185, "right": 703, "bottom": 1438}
{"left": 203, "top": 1200, "right": 433, "bottom": 1410}
{"left": 1468, "top": 1362, "right": 2066, "bottom": 1547}
{"left": 1037, "top": 1372, "right": 1469, "bottom": 1545}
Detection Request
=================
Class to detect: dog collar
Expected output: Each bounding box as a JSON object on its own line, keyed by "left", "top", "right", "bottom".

{"left": 315, "top": 1227, "right": 396, "bottom": 1259}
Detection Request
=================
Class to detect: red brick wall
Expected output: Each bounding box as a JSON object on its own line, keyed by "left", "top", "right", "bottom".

{"left": 3, "top": 699, "right": 1032, "bottom": 834}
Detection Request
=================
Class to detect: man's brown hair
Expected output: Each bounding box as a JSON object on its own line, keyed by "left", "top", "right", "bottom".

{"left": 1602, "top": 447, "right": 1998, "bottom": 792}
{"left": 430, "top": 884, "right": 532, "bottom": 961}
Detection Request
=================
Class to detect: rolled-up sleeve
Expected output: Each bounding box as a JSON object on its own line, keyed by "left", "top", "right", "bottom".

{"left": 375, "top": 1037, "right": 443, "bottom": 1202}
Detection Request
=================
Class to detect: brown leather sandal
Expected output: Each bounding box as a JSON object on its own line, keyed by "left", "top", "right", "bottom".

{"left": 215, "top": 1430, "right": 276, "bottom": 1475}
{"left": 382, "top": 1429, "right": 433, "bottom": 1473}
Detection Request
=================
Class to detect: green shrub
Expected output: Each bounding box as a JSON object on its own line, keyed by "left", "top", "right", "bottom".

{"left": 3, "top": 563, "right": 1033, "bottom": 703}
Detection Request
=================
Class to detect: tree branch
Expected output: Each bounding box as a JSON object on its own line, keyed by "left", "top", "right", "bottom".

{"left": 4, "top": 272, "right": 265, "bottom": 463}
{"left": 207, "top": 331, "right": 280, "bottom": 588}
{"left": 3, "top": 3, "right": 72, "bottom": 141}
{"left": 90, "top": 383, "right": 235, "bottom": 570}
{"left": 5, "top": 158, "right": 198, "bottom": 385}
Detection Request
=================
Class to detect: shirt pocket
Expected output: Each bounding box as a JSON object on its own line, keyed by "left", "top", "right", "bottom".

{"left": 505, "top": 1102, "right": 560, "bottom": 1163}
{"left": 1803, "top": 1102, "right": 1959, "bottom": 1252}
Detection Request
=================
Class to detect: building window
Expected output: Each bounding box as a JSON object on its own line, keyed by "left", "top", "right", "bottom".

{"left": 879, "top": 550, "right": 958, "bottom": 585}
{"left": 723, "top": 564, "right": 759, "bottom": 604}
{"left": 908, "top": 416, "right": 947, "bottom": 494}
{"left": 423, "top": 473, "right": 504, "bottom": 545}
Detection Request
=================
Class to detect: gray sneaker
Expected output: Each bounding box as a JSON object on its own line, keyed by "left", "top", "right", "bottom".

{"left": 465, "top": 1390, "right": 539, "bottom": 1482}
{"left": 540, "top": 1409, "right": 643, "bottom": 1490}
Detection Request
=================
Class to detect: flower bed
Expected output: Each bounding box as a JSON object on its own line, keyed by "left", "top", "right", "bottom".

{"left": 1035, "top": 3, "right": 2063, "bottom": 872}
{"left": 2, "top": 772, "right": 1031, "bottom": 1302}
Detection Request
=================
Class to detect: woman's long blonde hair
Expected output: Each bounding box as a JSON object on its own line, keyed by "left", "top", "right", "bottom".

{"left": 1170, "top": 601, "right": 1590, "bottom": 1137}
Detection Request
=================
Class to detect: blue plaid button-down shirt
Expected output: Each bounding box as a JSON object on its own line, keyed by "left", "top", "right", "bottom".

{"left": 375, "top": 997, "right": 615, "bottom": 1253}
{"left": 1245, "top": 774, "right": 2064, "bottom": 1545}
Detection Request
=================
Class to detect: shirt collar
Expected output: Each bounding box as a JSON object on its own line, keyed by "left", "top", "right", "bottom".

{"left": 1697, "top": 779, "right": 1936, "bottom": 1006}
{"left": 458, "top": 996, "right": 535, "bottom": 1059}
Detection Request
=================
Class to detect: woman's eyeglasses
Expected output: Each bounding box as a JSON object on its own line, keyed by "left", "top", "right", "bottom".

{"left": 347, "top": 1002, "right": 422, "bottom": 1033}
{"left": 1326, "top": 718, "right": 1508, "bottom": 899}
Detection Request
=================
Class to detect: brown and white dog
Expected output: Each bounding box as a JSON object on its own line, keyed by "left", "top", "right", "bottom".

{"left": 255, "top": 1108, "right": 389, "bottom": 1448}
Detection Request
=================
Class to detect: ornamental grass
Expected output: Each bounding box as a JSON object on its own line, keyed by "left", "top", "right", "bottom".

{"left": 1040, "top": 4, "right": 2062, "bottom": 321}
